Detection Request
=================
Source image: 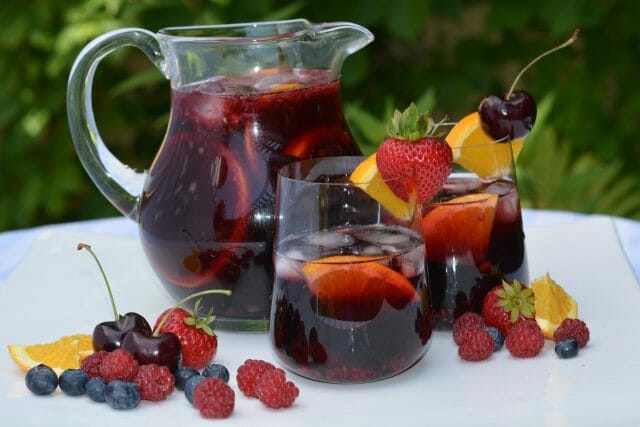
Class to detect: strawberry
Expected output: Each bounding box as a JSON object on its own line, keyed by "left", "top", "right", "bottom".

{"left": 376, "top": 103, "right": 452, "bottom": 203}
{"left": 154, "top": 299, "right": 218, "bottom": 370}
{"left": 481, "top": 280, "right": 535, "bottom": 336}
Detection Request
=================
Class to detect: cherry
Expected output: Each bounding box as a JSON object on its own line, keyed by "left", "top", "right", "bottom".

{"left": 121, "top": 289, "right": 231, "bottom": 372}
{"left": 479, "top": 29, "right": 580, "bottom": 141}
{"left": 78, "top": 243, "right": 152, "bottom": 352}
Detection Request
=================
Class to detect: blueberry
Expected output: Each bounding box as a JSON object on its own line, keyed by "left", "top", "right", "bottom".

{"left": 555, "top": 338, "right": 579, "bottom": 359}
{"left": 85, "top": 377, "right": 107, "bottom": 402}
{"left": 184, "top": 375, "right": 205, "bottom": 404}
{"left": 202, "top": 363, "right": 230, "bottom": 383}
{"left": 105, "top": 380, "right": 141, "bottom": 410}
{"left": 25, "top": 364, "right": 58, "bottom": 395}
{"left": 59, "top": 369, "right": 89, "bottom": 396}
{"left": 174, "top": 367, "right": 199, "bottom": 391}
{"left": 484, "top": 326, "right": 504, "bottom": 351}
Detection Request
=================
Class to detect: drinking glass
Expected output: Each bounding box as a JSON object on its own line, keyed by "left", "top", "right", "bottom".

{"left": 421, "top": 141, "right": 529, "bottom": 328}
{"left": 270, "top": 156, "right": 432, "bottom": 383}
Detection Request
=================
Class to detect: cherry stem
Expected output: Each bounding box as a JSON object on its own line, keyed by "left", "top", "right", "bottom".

{"left": 506, "top": 28, "right": 580, "bottom": 100}
{"left": 152, "top": 289, "right": 232, "bottom": 337}
{"left": 77, "top": 243, "right": 118, "bottom": 321}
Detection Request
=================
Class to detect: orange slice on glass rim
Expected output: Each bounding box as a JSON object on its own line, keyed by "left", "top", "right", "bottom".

{"left": 301, "top": 255, "right": 419, "bottom": 321}
{"left": 422, "top": 193, "right": 499, "bottom": 263}
{"left": 7, "top": 334, "right": 93, "bottom": 375}
{"left": 446, "top": 112, "right": 524, "bottom": 178}
{"left": 349, "top": 153, "right": 414, "bottom": 220}
{"left": 531, "top": 273, "right": 579, "bottom": 339}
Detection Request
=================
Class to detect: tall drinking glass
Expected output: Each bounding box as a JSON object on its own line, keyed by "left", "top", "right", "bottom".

{"left": 421, "top": 141, "right": 528, "bottom": 328}
{"left": 271, "top": 156, "right": 432, "bottom": 383}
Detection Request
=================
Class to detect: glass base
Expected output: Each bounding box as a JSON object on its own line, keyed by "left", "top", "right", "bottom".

{"left": 213, "top": 317, "right": 269, "bottom": 332}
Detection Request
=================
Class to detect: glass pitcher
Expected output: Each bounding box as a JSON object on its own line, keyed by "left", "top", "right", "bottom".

{"left": 67, "top": 19, "right": 373, "bottom": 331}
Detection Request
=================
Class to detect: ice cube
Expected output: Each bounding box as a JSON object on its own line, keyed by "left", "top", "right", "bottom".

{"left": 304, "top": 230, "right": 355, "bottom": 249}
{"left": 483, "top": 180, "right": 514, "bottom": 196}
{"left": 399, "top": 245, "right": 426, "bottom": 278}
{"left": 353, "top": 225, "right": 414, "bottom": 250}
{"left": 275, "top": 250, "right": 305, "bottom": 282}
{"left": 351, "top": 243, "right": 384, "bottom": 257}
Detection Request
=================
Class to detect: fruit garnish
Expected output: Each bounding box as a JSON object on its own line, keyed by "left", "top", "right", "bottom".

{"left": 482, "top": 280, "right": 535, "bottom": 335}
{"left": 478, "top": 28, "right": 580, "bottom": 141}
{"left": 301, "top": 255, "right": 419, "bottom": 321}
{"left": 504, "top": 319, "right": 545, "bottom": 358}
{"left": 7, "top": 334, "right": 93, "bottom": 375}
{"left": 553, "top": 318, "right": 589, "bottom": 348}
{"left": 422, "top": 193, "right": 499, "bottom": 263}
{"left": 530, "top": 273, "right": 578, "bottom": 339}
{"left": 78, "top": 243, "right": 152, "bottom": 352}
{"left": 350, "top": 153, "right": 414, "bottom": 220}
{"left": 445, "top": 112, "right": 523, "bottom": 178}
{"left": 375, "top": 103, "right": 453, "bottom": 204}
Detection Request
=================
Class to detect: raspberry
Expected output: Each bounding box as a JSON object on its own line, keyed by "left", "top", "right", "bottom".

{"left": 236, "top": 359, "right": 275, "bottom": 397}
{"left": 453, "top": 312, "right": 485, "bottom": 345}
{"left": 80, "top": 350, "right": 108, "bottom": 378}
{"left": 458, "top": 328, "right": 495, "bottom": 361}
{"left": 193, "top": 378, "right": 235, "bottom": 419}
{"left": 254, "top": 368, "right": 299, "bottom": 409}
{"left": 505, "top": 320, "right": 545, "bottom": 358}
{"left": 553, "top": 318, "right": 589, "bottom": 348}
{"left": 134, "top": 364, "right": 175, "bottom": 401}
{"left": 99, "top": 349, "right": 139, "bottom": 382}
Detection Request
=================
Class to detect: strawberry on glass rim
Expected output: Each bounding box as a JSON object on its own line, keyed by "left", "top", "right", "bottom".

{"left": 350, "top": 103, "right": 453, "bottom": 213}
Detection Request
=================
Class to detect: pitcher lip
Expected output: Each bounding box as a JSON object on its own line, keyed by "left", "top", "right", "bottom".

{"left": 158, "top": 18, "right": 317, "bottom": 42}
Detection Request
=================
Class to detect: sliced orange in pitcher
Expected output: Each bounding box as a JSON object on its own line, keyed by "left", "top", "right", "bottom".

{"left": 7, "top": 334, "right": 94, "bottom": 375}
{"left": 422, "top": 193, "right": 499, "bottom": 263}
{"left": 531, "top": 273, "right": 578, "bottom": 339}
{"left": 301, "top": 255, "right": 419, "bottom": 321}
{"left": 446, "top": 112, "right": 524, "bottom": 178}
{"left": 349, "top": 153, "right": 414, "bottom": 220}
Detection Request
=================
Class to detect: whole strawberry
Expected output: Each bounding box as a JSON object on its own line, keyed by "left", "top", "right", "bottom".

{"left": 154, "top": 299, "right": 218, "bottom": 370}
{"left": 482, "top": 280, "right": 535, "bottom": 336}
{"left": 376, "top": 103, "right": 453, "bottom": 204}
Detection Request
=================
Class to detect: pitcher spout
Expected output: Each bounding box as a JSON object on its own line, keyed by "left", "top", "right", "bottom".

{"left": 313, "top": 22, "right": 374, "bottom": 72}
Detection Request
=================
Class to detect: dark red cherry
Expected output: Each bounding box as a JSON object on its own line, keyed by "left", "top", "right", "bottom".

{"left": 478, "top": 91, "right": 536, "bottom": 141}
{"left": 92, "top": 312, "right": 152, "bottom": 352}
{"left": 121, "top": 330, "right": 181, "bottom": 372}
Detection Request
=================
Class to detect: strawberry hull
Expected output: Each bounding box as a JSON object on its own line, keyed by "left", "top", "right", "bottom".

{"left": 138, "top": 69, "right": 361, "bottom": 330}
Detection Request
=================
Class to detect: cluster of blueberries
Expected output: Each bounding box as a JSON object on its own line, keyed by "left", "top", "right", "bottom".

{"left": 24, "top": 363, "right": 230, "bottom": 410}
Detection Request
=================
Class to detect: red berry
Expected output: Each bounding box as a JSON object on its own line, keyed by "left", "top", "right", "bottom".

{"left": 99, "top": 349, "right": 139, "bottom": 382}
{"left": 458, "top": 328, "right": 495, "bottom": 361}
{"left": 553, "top": 318, "right": 590, "bottom": 348}
{"left": 134, "top": 364, "right": 175, "bottom": 401}
{"left": 255, "top": 368, "right": 299, "bottom": 409}
{"left": 505, "top": 320, "right": 545, "bottom": 358}
{"left": 193, "top": 378, "right": 235, "bottom": 419}
{"left": 453, "top": 312, "right": 485, "bottom": 345}
{"left": 154, "top": 304, "right": 218, "bottom": 370}
{"left": 236, "top": 359, "right": 276, "bottom": 397}
{"left": 80, "top": 350, "right": 108, "bottom": 378}
{"left": 482, "top": 280, "right": 535, "bottom": 336}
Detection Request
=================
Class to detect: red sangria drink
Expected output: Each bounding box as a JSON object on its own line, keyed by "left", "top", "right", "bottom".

{"left": 272, "top": 225, "right": 431, "bottom": 383}
{"left": 422, "top": 174, "right": 528, "bottom": 328}
{"left": 138, "top": 69, "right": 360, "bottom": 330}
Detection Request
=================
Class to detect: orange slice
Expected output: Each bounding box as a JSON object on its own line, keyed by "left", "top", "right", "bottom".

{"left": 531, "top": 273, "right": 578, "bottom": 339}
{"left": 301, "top": 255, "right": 419, "bottom": 321}
{"left": 422, "top": 193, "right": 499, "bottom": 263}
{"left": 349, "top": 153, "right": 414, "bottom": 220}
{"left": 7, "top": 334, "right": 93, "bottom": 375}
{"left": 446, "top": 112, "right": 524, "bottom": 178}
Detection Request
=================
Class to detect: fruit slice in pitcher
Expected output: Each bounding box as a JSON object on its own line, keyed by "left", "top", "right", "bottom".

{"left": 301, "top": 255, "right": 419, "bottom": 321}
{"left": 422, "top": 193, "right": 499, "bottom": 264}
{"left": 282, "top": 126, "right": 351, "bottom": 158}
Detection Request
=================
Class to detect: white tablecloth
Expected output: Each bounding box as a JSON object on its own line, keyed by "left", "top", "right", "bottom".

{"left": 1, "top": 209, "right": 639, "bottom": 284}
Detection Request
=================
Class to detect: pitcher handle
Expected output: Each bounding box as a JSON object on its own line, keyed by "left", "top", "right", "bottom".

{"left": 66, "top": 28, "right": 167, "bottom": 219}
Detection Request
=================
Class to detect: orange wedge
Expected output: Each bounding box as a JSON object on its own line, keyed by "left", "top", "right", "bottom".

{"left": 422, "top": 193, "right": 498, "bottom": 263}
{"left": 7, "top": 334, "right": 93, "bottom": 375}
{"left": 301, "top": 255, "right": 419, "bottom": 321}
{"left": 531, "top": 273, "right": 578, "bottom": 339}
{"left": 349, "top": 153, "right": 414, "bottom": 220}
{"left": 446, "top": 112, "right": 524, "bottom": 178}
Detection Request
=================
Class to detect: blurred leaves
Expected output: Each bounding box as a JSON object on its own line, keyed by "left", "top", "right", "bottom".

{"left": 0, "top": 0, "right": 638, "bottom": 231}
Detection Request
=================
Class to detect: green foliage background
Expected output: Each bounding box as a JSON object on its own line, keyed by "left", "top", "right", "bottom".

{"left": 1, "top": 0, "right": 639, "bottom": 231}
